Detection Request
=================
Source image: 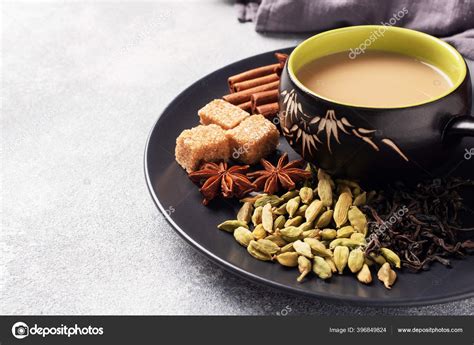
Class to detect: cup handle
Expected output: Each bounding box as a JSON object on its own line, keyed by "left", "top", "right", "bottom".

{"left": 443, "top": 115, "right": 474, "bottom": 139}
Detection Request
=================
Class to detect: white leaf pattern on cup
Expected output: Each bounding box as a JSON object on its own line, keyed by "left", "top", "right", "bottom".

{"left": 279, "top": 89, "right": 409, "bottom": 161}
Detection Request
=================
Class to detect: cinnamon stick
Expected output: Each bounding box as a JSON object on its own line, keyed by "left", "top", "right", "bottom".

{"left": 232, "top": 73, "right": 279, "bottom": 93}
{"left": 237, "top": 101, "right": 252, "bottom": 112}
{"left": 223, "top": 80, "right": 279, "bottom": 105}
{"left": 227, "top": 63, "right": 280, "bottom": 92}
{"left": 250, "top": 89, "right": 279, "bottom": 113}
{"left": 256, "top": 102, "right": 279, "bottom": 117}
{"left": 275, "top": 53, "right": 288, "bottom": 69}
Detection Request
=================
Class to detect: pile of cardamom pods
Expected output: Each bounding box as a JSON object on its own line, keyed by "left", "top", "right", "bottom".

{"left": 217, "top": 167, "right": 401, "bottom": 289}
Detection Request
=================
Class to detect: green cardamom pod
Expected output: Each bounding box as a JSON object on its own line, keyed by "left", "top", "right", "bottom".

{"left": 279, "top": 226, "right": 303, "bottom": 242}
{"left": 281, "top": 190, "right": 299, "bottom": 202}
{"left": 348, "top": 206, "right": 368, "bottom": 235}
{"left": 285, "top": 216, "right": 304, "bottom": 227}
{"left": 350, "top": 232, "right": 367, "bottom": 244}
{"left": 302, "top": 229, "right": 320, "bottom": 239}
{"left": 275, "top": 252, "right": 299, "bottom": 267}
{"left": 295, "top": 204, "right": 308, "bottom": 217}
{"left": 317, "top": 168, "right": 331, "bottom": 181}
{"left": 265, "top": 234, "right": 287, "bottom": 247}
{"left": 336, "top": 225, "right": 355, "bottom": 238}
{"left": 348, "top": 248, "right": 365, "bottom": 273}
{"left": 315, "top": 209, "right": 333, "bottom": 228}
{"left": 247, "top": 240, "right": 272, "bottom": 261}
{"left": 299, "top": 187, "right": 314, "bottom": 204}
{"left": 333, "top": 245, "right": 349, "bottom": 274}
{"left": 333, "top": 192, "right": 352, "bottom": 228}
{"left": 217, "top": 220, "right": 249, "bottom": 233}
{"left": 237, "top": 202, "right": 254, "bottom": 224}
{"left": 364, "top": 256, "right": 375, "bottom": 267}
{"left": 377, "top": 262, "right": 397, "bottom": 289}
{"left": 321, "top": 228, "right": 337, "bottom": 241}
{"left": 329, "top": 238, "right": 361, "bottom": 250}
{"left": 337, "top": 184, "right": 353, "bottom": 197}
{"left": 357, "top": 263, "right": 372, "bottom": 284}
{"left": 252, "top": 224, "right": 267, "bottom": 240}
{"left": 325, "top": 258, "right": 337, "bottom": 273}
{"left": 312, "top": 256, "right": 332, "bottom": 280}
{"left": 233, "top": 227, "right": 254, "bottom": 247}
{"left": 252, "top": 206, "right": 263, "bottom": 227}
{"left": 318, "top": 179, "right": 333, "bottom": 207}
{"left": 262, "top": 203, "right": 274, "bottom": 233}
{"left": 304, "top": 238, "right": 332, "bottom": 258}
{"left": 293, "top": 240, "right": 314, "bottom": 258}
{"left": 273, "top": 202, "right": 288, "bottom": 215}
{"left": 280, "top": 242, "right": 296, "bottom": 253}
{"left": 353, "top": 186, "right": 361, "bottom": 196}
{"left": 298, "top": 221, "right": 313, "bottom": 232}
{"left": 286, "top": 196, "right": 301, "bottom": 218}
{"left": 369, "top": 252, "right": 387, "bottom": 266}
{"left": 380, "top": 248, "right": 401, "bottom": 269}
{"left": 257, "top": 239, "right": 280, "bottom": 255}
{"left": 273, "top": 215, "right": 286, "bottom": 230}
{"left": 305, "top": 199, "right": 324, "bottom": 223}
{"left": 353, "top": 192, "right": 367, "bottom": 206}
{"left": 254, "top": 195, "right": 283, "bottom": 208}
{"left": 297, "top": 256, "right": 312, "bottom": 282}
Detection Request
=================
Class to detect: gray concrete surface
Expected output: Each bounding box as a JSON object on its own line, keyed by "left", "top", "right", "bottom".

{"left": 1, "top": 0, "right": 473, "bottom": 315}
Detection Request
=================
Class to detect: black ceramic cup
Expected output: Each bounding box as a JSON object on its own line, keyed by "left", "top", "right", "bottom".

{"left": 279, "top": 26, "right": 473, "bottom": 183}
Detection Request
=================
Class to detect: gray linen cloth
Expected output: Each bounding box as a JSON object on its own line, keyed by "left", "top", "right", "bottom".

{"left": 239, "top": 0, "right": 474, "bottom": 59}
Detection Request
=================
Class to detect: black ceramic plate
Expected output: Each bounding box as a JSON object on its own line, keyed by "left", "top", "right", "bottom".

{"left": 145, "top": 48, "right": 474, "bottom": 306}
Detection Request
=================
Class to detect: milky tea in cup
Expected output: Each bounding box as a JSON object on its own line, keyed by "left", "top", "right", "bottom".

{"left": 296, "top": 50, "right": 453, "bottom": 108}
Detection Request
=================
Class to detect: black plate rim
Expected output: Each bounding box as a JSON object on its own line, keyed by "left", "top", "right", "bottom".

{"left": 144, "top": 47, "right": 474, "bottom": 307}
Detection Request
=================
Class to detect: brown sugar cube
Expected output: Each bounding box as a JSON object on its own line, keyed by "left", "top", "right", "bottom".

{"left": 226, "top": 115, "right": 279, "bottom": 164}
{"left": 198, "top": 99, "right": 250, "bottom": 130}
{"left": 175, "top": 124, "right": 230, "bottom": 173}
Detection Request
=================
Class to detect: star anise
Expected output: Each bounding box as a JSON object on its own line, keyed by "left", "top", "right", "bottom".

{"left": 247, "top": 153, "right": 311, "bottom": 195}
{"left": 188, "top": 162, "right": 256, "bottom": 205}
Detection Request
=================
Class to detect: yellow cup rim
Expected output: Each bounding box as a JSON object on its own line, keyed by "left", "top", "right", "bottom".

{"left": 288, "top": 25, "right": 467, "bottom": 109}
